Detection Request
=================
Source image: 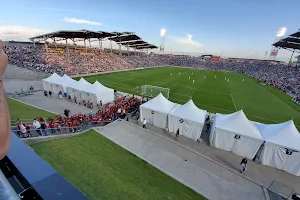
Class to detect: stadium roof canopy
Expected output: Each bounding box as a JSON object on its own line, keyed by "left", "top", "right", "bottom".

{"left": 273, "top": 30, "right": 300, "bottom": 52}
{"left": 135, "top": 44, "right": 157, "bottom": 49}
{"left": 29, "top": 30, "right": 157, "bottom": 50}
{"left": 110, "top": 34, "right": 141, "bottom": 43}
{"left": 120, "top": 40, "right": 148, "bottom": 46}
{"left": 29, "top": 30, "right": 116, "bottom": 42}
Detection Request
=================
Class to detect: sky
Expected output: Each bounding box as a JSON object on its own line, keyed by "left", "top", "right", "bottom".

{"left": 0, "top": 0, "right": 299, "bottom": 61}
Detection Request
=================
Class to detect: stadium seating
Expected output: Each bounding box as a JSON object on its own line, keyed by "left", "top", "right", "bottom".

{"left": 5, "top": 45, "right": 300, "bottom": 95}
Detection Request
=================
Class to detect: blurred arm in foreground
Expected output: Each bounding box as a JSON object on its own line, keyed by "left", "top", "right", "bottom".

{"left": 0, "top": 40, "right": 11, "bottom": 159}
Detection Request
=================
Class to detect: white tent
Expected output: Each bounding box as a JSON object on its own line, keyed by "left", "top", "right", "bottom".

{"left": 168, "top": 99, "right": 207, "bottom": 141}
{"left": 66, "top": 78, "right": 92, "bottom": 100}
{"left": 209, "top": 110, "right": 264, "bottom": 159}
{"left": 61, "top": 74, "right": 77, "bottom": 90}
{"left": 140, "top": 93, "right": 177, "bottom": 129}
{"left": 42, "top": 73, "right": 63, "bottom": 94}
{"left": 255, "top": 120, "right": 300, "bottom": 176}
{"left": 80, "top": 81, "right": 114, "bottom": 105}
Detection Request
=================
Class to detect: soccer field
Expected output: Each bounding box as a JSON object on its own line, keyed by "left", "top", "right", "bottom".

{"left": 80, "top": 66, "right": 300, "bottom": 128}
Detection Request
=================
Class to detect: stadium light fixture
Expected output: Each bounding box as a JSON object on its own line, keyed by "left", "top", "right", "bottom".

{"left": 276, "top": 27, "right": 287, "bottom": 37}
{"left": 160, "top": 29, "right": 166, "bottom": 37}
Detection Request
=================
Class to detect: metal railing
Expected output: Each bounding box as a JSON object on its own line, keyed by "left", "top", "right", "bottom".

{"left": 267, "top": 180, "right": 294, "bottom": 200}
{"left": 11, "top": 120, "right": 113, "bottom": 138}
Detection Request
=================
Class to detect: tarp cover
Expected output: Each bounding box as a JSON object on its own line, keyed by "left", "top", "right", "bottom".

{"left": 140, "top": 93, "right": 177, "bottom": 129}
{"left": 209, "top": 110, "right": 264, "bottom": 159}
{"left": 255, "top": 120, "right": 300, "bottom": 176}
{"left": 168, "top": 99, "right": 207, "bottom": 140}
{"left": 42, "top": 73, "right": 63, "bottom": 94}
{"left": 66, "top": 78, "right": 92, "bottom": 100}
{"left": 80, "top": 81, "right": 114, "bottom": 104}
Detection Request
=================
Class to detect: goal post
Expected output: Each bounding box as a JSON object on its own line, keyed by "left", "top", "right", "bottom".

{"left": 137, "top": 85, "right": 170, "bottom": 99}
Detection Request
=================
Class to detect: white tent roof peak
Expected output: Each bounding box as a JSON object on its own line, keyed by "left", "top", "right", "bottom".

{"left": 216, "top": 110, "right": 263, "bottom": 140}
{"left": 141, "top": 93, "right": 177, "bottom": 114}
{"left": 255, "top": 120, "right": 300, "bottom": 151}
{"left": 169, "top": 99, "right": 207, "bottom": 123}
{"left": 43, "top": 73, "right": 62, "bottom": 82}
{"left": 79, "top": 78, "right": 90, "bottom": 84}
{"left": 93, "top": 81, "right": 112, "bottom": 91}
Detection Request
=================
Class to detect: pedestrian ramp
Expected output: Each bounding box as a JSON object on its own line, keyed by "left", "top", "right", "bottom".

{"left": 96, "top": 120, "right": 267, "bottom": 200}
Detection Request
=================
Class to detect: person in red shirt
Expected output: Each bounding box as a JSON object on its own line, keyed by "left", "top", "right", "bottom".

{"left": 49, "top": 121, "right": 56, "bottom": 134}
{"left": 56, "top": 115, "right": 62, "bottom": 122}
{"left": 55, "top": 123, "right": 61, "bottom": 134}
{"left": 67, "top": 120, "right": 73, "bottom": 133}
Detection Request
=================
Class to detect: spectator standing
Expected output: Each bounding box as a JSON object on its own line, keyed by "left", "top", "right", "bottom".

{"left": 240, "top": 158, "right": 248, "bottom": 173}
{"left": 143, "top": 118, "right": 147, "bottom": 129}
{"left": 18, "top": 122, "right": 28, "bottom": 138}
{"left": 175, "top": 128, "right": 180, "bottom": 140}
{"left": 48, "top": 120, "right": 56, "bottom": 134}
{"left": 32, "top": 119, "right": 42, "bottom": 136}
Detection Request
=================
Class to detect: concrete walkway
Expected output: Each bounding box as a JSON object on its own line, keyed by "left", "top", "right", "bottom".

{"left": 96, "top": 121, "right": 266, "bottom": 200}
{"left": 130, "top": 119, "right": 300, "bottom": 195}
{"left": 9, "top": 91, "right": 96, "bottom": 116}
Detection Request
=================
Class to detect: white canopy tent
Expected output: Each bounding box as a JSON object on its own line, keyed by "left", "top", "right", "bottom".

{"left": 140, "top": 93, "right": 177, "bottom": 129}
{"left": 42, "top": 73, "right": 64, "bottom": 94}
{"left": 61, "top": 74, "right": 77, "bottom": 91}
{"left": 209, "top": 110, "right": 264, "bottom": 159}
{"left": 168, "top": 99, "right": 207, "bottom": 141}
{"left": 80, "top": 81, "right": 114, "bottom": 105}
{"left": 66, "top": 78, "right": 92, "bottom": 100}
{"left": 255, "top": 120, "right": 300, "bottom": 176}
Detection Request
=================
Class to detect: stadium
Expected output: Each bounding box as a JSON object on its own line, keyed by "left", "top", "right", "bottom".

{"left": 1, "top": 16, "right": 300, "bottom": 200}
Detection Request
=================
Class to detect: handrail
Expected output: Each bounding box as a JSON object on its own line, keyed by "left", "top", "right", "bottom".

{"left": 11, "top": 120, "right": 114, "bottom": 138}
{"left": 0, "top": 169, "right": 20, "bottom": 200}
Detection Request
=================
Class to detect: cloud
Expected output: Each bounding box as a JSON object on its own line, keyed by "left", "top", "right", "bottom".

{"left": 63, "top": 17, "right": 102, "bottom": 26}
{"left": 0, "top": 26, "right": 49, "bottom": 41}
{"left": 173, "top": 34, "right": 202, "bottom": 47}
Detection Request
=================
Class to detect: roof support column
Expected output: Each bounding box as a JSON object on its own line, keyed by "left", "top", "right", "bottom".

{"left": 32, "top": 39, "right": 36, "bottom": 48}
{"left": 66, "top": 39, "right": 69, "bottom": 53}
{"left": 89, "top": 38, "right": 91, "bottom": 48}
{"left": 288, "top": 50, "right": 296, "bottom": 67}
{"left": 72, "top": 39, "right": 76, "bottom": 51}
{"left": 84, "top": 39, "right": 87, "bottom": 53}
{"left": 53, "top": 38, "right": 57, "bottom": 50}
{"left": 44, "top": 36, "right": 48, "bottom": 54}
{"left": 110, "top": 38, "right": 112, "bottom": 53}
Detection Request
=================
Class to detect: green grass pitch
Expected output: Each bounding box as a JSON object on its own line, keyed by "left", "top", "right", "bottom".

{"left": 80, "top": 66, "right": 300, "bottom": 128}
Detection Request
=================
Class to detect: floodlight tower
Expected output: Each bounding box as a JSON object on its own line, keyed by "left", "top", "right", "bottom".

{"left": 160, "top": 29, "right": 166, "bottom": 53}
{"left": 269, "top": 27, "right": 287, "bottom": 60}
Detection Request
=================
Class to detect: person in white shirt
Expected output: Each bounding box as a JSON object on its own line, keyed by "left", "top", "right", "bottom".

{"left": 143, "top": 118, "right": 147, "bottom": 129}
{"left": 32, "top": 119, "right": 42, "bottom": 136}
{"left": 18, "top": 123, "right": 27, "bottom": 136}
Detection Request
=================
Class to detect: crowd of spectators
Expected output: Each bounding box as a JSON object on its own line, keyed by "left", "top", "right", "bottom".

{"left": 5, "top": 45, "right": 300, "bottom": 95}
{"left": 14, "top": 96, "right": 141, "bottom": 138}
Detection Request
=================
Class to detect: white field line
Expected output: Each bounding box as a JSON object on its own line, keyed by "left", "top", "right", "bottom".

{"left": 171, "top": 92, "right": 192, "bottom": 98}
{"left": 257, "top": 84, "right": 300, "bottom": 117}
{"left": 230, "top": 94, "right": 238, "bottom": 111}
{"left": 148, "top": 80, "right": 231, "bottom": 96}
{"left": 102, "top": 77, "right": 135, "bottom": 85}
